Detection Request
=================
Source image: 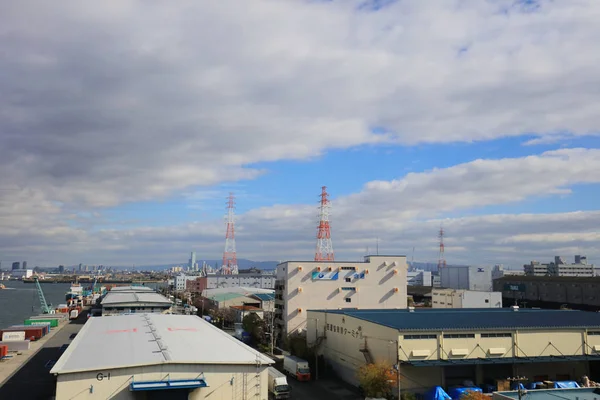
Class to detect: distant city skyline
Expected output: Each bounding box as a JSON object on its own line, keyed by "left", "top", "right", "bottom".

{"left": 1, "top": 2, "right": 600, "bottom": 267}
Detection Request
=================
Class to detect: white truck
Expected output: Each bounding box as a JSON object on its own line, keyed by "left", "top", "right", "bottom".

{"left": 283, "top": 355, "right": 311, "bottom": 381}
{"left": 267, "top": 367, "right": 291, "bottom": 399}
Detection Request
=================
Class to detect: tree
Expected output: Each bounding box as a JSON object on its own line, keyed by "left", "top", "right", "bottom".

{"left": 461, "top": 391, "right": 488, "bottom": 400}
{"left": 356, "top": 363, "right": 396, "bottom": 399}
{"left": 210, "top": 308, "right": 236, "bottom": 329}
{"left": 242, "top": 313, "right": 268, "bottom": 348}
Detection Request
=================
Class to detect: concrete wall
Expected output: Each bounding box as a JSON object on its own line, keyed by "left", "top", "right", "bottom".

{"left": 306, "top": 311, "right": 399, "bottom": 387}
{"left": 276, "top": 256, "right": 407, "bottom": 337}
{"left": 55, "top": 363, "right": 269, "bottom": 400}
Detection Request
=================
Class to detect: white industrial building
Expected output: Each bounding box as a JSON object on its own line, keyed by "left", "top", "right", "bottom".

{"left": 203, "top": 273, "right": 276, "bottom": 289}
{"left": 274, "top": 255, "right": 407, "bottom": 341}
{"left": 440, "top": 265, "right": 493, "bottom": 292}
{"left": 524, "top": 255, "right": 596, "bottom": 277}
{"left": 432, "top": 288, "right": 502, "bottom": 308}
{"left": 10, "top": 269, "right": 33, "bottom": 279}
{"left": 407, "top": 270, "right": 432, "bottom": 286}
{"left": 306, "top": 308, "right": 600, "bottom": 397}
{"left": 51, "top": 314, "right": 273, "bottom": 400}
{"left": 101, "top": 288, "right": 172, "bottom": 315}
{"left": 174, "top": 274, "right": 200, "bottom": 292}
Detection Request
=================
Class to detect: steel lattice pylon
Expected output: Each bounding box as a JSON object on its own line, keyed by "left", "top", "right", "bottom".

{"left": 221, "top": 192, "right": 238, "bottom": 275}
{"left": 314, "top": 186, "right": 334, "bottom": 261}
{"left": 437, "top": 226, "right": 446, "bottom": 271}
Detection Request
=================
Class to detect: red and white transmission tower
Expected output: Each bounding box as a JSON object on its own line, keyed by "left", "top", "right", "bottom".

{"left": 437, "top": 226, "right": 446, "bottom": 271}
{"left": 314, "top": 186, "right": 334, "bottom": 262}
{"left": 221, "top": 193, "right": 238, "bottom": 275}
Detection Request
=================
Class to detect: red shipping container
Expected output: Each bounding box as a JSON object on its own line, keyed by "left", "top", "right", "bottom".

{"left": 0, "top": 345, "right": 8, "bottom": 357}
{"left": 0, "top": 327, "right": 45, "bottom": 341}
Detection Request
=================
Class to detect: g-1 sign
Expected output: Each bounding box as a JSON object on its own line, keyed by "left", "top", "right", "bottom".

{"left": 504, "top": 284, "right": 526, "bottom": 292}
{"left": 2, "top": 331, "right": 26, "bottom": 342}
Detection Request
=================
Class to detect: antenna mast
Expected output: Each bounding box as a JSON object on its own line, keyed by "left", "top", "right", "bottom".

{"left": 437, "top": 226, "right": 446, "bottom": 271}
{"left": 314, "top": 186, "right": 334, "bottom": 262}
{"left": 221, "top": 193, "right": 238, "bottom": 274}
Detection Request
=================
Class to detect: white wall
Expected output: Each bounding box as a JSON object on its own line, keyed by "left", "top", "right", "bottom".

{"left": 277, "top": 256, "right": 407, "bottom": 336}
{"left": 56, "top": 363, "right": 269, "bottom": 400}
{"left": 433, "top": 289, "right": 502, "bottom": 308}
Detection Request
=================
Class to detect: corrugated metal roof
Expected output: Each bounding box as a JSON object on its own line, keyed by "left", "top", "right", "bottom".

{"left": 308, "top": 308, "right": 600, "bottom": 331}
{"left": 250, "top": 293, "right": 275, "bottom": 302}
{"left": 50, "top": 314, "right": 273, "bottom": 374}
{"left": 101, "top": 292, "right": 172, "bottom": 306}
{"left": 110, "top": 286, "right": 154, "bottom": 292}
{"left": 206, "top": 293, "right": 246, "bottom": 302}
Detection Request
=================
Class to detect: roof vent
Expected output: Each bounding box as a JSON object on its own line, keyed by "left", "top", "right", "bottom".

{"left": 511, "top": 305, "right": 519, "bottom": 311}
{"left": 408, "top": 306, "right": 415, "bottom": 312}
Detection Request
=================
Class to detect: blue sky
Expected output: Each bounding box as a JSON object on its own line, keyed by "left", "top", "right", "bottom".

{"left": 1, "top": 0, "right": 600, "bottom": 267}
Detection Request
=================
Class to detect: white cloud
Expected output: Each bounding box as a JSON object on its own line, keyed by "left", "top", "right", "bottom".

{"left": 3, "top": 149, "right": 600, "bottom": 266}
{"left": 1, "top": 0, "right": 600, "bottom": 212}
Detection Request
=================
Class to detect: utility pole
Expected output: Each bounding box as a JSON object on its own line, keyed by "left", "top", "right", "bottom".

{"left": 315, "top": 318, "right": 319, "bottom": 381}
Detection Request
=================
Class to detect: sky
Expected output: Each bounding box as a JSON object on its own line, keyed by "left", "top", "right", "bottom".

{"left": 1, "top": 0, "right": 600, "bottom": 268}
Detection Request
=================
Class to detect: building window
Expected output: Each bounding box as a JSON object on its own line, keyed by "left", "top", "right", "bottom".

{"left": 341, "top": 267, "right": 355, "bottom": 270}
{"left": 485, "top": 299, "right": 489, "bottom": 303}
{"left": 345, "top": 298, "right": 352, "bottom": 303}
{"left": 404, "top": 334, "right": 437, "bottom": 340}
{"left": 345, "top": 278, "right": 352, "bottom": 282}
{"left": 588, "top": 331, "right": 600, "bottom": 336}
{"left": 443, "top": 333, "right": 475, "bottom": 339}
{"left": 481, "top": 333, "right": 512, "bottom": 338}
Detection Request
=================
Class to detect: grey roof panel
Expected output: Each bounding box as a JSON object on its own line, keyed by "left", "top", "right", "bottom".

{"left": 308, "top": 308, "right": 600, "bottom": 331}
{"left": 101, "top": 292, "right": 172, "bottom": 306}
{"left": 51, "top": 314, "right": 273, "bottom": 374}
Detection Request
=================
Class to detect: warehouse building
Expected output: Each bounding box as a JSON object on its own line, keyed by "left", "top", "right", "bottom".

{"left": 101, "top": 287, "right": 172, "bottom": 315}
{"left": 432, "top": 288, "right": 502, "bottom": 308}
{"left": 493, "top": 275, "right": 600, "bottom": 310}
{"left": 306, "top": 308, "right": 600, "bottom": 396}
{"left": 440, "top": 265, "right": 493, "bottom": 292}
{"left": 50, "top": 314, "right": 273, "bottom": 400}
{"left": 275, "top": 255, "right": 407, "bottom": 341}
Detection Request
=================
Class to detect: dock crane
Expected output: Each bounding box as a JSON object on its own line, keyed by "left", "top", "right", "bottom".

{"left": 34, "top": 276, "right": 53, "bottom": 314}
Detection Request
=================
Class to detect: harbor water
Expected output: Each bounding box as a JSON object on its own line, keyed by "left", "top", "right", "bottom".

{"left": 0, "top": 281, "right": 72, "bottom": 329}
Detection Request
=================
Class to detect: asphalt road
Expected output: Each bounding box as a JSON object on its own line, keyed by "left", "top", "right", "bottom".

{"left": 287, "top": 376, "right": 363, "bottom": 400}
{"left": 0, "top": 311, "right": 88, "bottom": 400}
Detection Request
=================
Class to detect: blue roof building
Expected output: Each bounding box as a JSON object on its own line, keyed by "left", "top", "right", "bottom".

{"left": 305, "top": 307, "right": 600, "bottom": 397}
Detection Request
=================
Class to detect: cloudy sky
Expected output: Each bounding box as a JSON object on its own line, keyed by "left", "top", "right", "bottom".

{"left": 1, "top": 0, "right": 600, "bottom": 268}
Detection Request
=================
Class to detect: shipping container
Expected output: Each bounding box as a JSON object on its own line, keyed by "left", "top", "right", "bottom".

{"left": 24, "top": 319, "right": 58, "bottom": 328}
{"left": 0, "top": 340, "right": 31, "bottom": 352}
{"left": 0, "top": 327, "right": 44, "bottom": 341}
{"left": 10, "top": 324, "right": 49, "bottom": 335}
{"left": 0, "top": 345, "right": 8, "bottom": 358}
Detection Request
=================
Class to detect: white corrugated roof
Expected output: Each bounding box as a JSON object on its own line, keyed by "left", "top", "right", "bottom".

{"left": 50, "top": 314, "right": 273, "bottom": 374}
{"left": 101, "top": 291, "right": 172, "bottom": 305}
{"left": 110, "top": 286, "right": 154, "bottom": 292}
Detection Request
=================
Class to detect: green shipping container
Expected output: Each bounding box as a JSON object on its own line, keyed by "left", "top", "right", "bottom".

{"left": 24, "top": 319, "right": 58, "bottom": 328}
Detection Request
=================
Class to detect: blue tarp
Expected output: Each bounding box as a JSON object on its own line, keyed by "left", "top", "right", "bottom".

{"left": 511, "top": 382, "right": 525, "bottom": 390}
{"left": 527, "top": 382, "right": 544, "bottom": 389}
{"left": 554, "top": 381, "right": 580, "bottom": 389}
{"left": 448, "top": 387, "right": 482, "bottom": 399}
{"left": 424, "top": 386, "right": 451, "bottom": 400}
